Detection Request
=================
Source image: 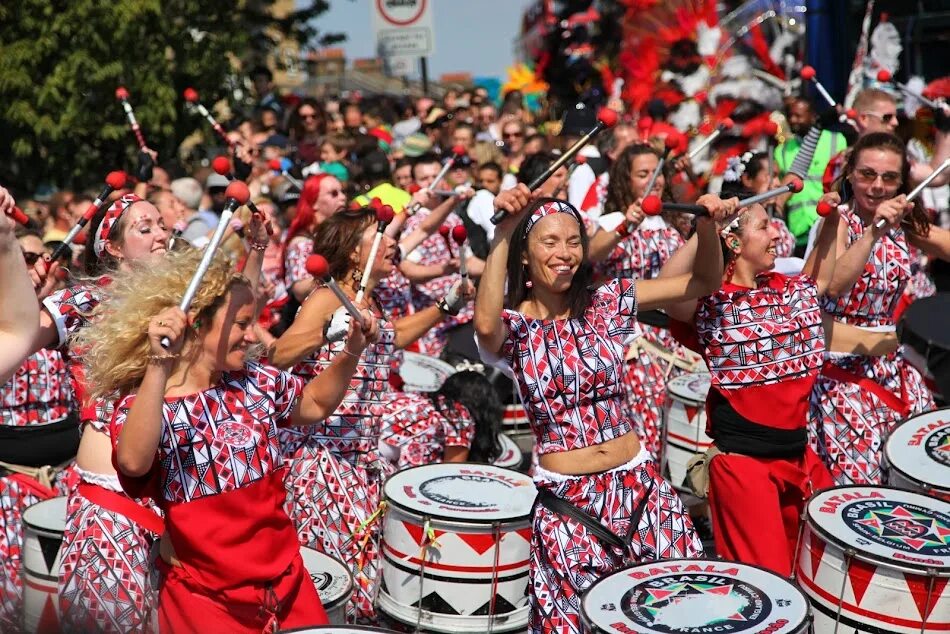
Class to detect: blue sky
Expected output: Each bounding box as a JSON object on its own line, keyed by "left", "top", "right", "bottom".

{"left": 313, "top": 0, "right": 535, "bottom": 80}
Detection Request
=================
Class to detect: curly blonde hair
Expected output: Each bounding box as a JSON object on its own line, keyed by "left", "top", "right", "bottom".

{"left": 74, "top": 249, "right": 251, "bottom": 401}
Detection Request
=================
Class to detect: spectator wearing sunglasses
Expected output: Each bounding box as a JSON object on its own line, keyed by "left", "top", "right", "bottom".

{"left": 823, "top": 89, "right": 899, "bottom": 193}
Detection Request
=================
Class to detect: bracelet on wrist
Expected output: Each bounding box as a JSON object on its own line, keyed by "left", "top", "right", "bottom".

{"left": 340, "top": 348, "right": 361, "bottom": 359}
{"left": 147, "top": 353, "right": 180, "bottom": 364}
{"left": 249, "top": 239, "right": 268, "bottom": 251}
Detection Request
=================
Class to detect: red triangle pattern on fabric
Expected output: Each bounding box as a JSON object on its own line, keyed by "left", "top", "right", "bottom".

{"left": 905, "top": 572, "right": 949, "bottom": 620}
{"left": 847, "top": 557, "right": 877, "bottom": 605}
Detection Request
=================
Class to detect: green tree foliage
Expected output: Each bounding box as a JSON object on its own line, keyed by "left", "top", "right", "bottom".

{"left": 0, "top": 0, "right": 342, "bottom": 194}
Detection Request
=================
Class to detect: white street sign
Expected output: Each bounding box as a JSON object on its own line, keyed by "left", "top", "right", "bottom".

{"left": 372, "top": 0, "right": 435, "bottom": 58}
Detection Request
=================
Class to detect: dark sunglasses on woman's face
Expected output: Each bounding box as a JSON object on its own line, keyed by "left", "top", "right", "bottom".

{"left": 22, "top": 251, "right": 43, "bottom": 266}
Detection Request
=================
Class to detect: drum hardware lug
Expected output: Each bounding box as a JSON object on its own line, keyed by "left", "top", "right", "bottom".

{"left": 919, "top": 568, "right": 938, "bottom": 634}
{"left": 487, "top": 521, "right": 502, "bottom": 634}
{"left": 832, "top": 548, "right": 857, "bottom": 634}
{"left": 790, "top": 508, "right": 809, "bottom": 581}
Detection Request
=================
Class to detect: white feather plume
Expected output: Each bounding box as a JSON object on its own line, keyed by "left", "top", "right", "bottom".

{"left": 696, "top": 21, "right": 721, "bottom": 57}
{"left": 902, "top": 76, "right": 927, "bottom": 117}
{"left": 869, "top": 20, "right": 901, "bottom": 76}
{"left": 670, "top": 100, "right": 701, "bottom": 131}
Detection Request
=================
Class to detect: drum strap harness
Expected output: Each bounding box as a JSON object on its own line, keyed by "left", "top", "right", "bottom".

{"left": 820, "top": 363, "right": 911, "bottom": 417}
{"left": 534, "top": 479, "right": 655, "bottom": 563}
{"left": 78, "top": 482, "right": 164, "bottom": 534}
{"left": 0, "top": 458, "right": 72, "bottom": 494}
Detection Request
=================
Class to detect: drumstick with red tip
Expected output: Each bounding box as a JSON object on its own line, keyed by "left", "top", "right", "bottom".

{"left": 876, "top": 69, "right": 949, "bottom": 114}
{"left": 800, "top": 66, "right": 855, "bottom": 123}
{"left": 491, "top": 108, "right": 619, "bottom": 225}
{"left": 815, "top": 201, "right": 847, "bottom": 217}
{"left": 687, "top": 118, "right": 733, "bottom": 160}
{"left": 451, "top": 225, "right": 468, "bottom": 279}
{"left": 183, "top": 87, "right": 235, "bottom": 148}
{"left": 162, "top": 180, "right": 250, "bottom": 348}
{"left": 267, "top": 158, "right": 303, "bottom": 191}
{"left": 641, "top": 178, "right": 804, "bottom": 217}
{"left": 168, "top": 220, "right": 187, "bottom": 250}
{"left": 5, "top": 206, "right": 30, "bottom": 226}
{"left": 643, "top": 136, "right": 678, "bottom": 198}
{"left": 438, "top": 225, "right": 453, "bottom": 254}
{"left": 212, "top": 156, "right": 271, "bottom": 235}
{"left": 305, "top": 254, "right": 367, "bottom": 329}
{"left": 873, "top": 156, "right": 950, "bottom": 229}
{"left": 51, "top": 170, "right": 127, "bottom": 260}
{"left": 354, "top": 204, "right": 395, "bottom": 304}
{"left": 115, "top": 86, "right": 149, "bottom": 151}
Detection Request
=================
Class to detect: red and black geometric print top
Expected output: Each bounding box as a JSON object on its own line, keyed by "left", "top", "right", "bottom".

{"left": 281, "top": 313, "right": 396, "bottom": 469}
{"left": 594, "top": 217, "right": 684, "bottom": 282}
{"left": 111, "top": 362, "right": 305, "bottom": 591}
{"left": 0, "top": 349, "right": 75, "bottom": 427}
{"left": 822, "top": 208, "right": 910, "bottom": 327}
{"left": 378, "top": 392, "right": 475, "bottom": 468}
{"left": 696, "top": 273, "right": 825, "bottom": 430}
{"left": 499, "top": 279, "right": 641, "bottom": 455}
{"left": 42, "top": 282, "right": 102, "bottom": 349}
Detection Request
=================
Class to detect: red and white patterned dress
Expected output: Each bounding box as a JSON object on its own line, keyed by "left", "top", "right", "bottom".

{"left": 283, "top": 237, "right": 313, "bottom": 295}
{"left": 490, "top": 279, "right": 703, "bottom": 634}
{"left": 771, "top": 217, "right": 796, "bottom": 258}
{"left": 41, "top": 283, "right": 162, "bottom": 634}
{"left": 378, "top": 392, "right": 474, "bottom": 471}
{"left": 401, "top": 209, "right": 471, "bottom": 357}
{"left": 809, "top": 209, "right": 934, "bottom": 484}
{"left": 693, "top": 273, "right": 834, "bottom": 575}
{"left": 110, "top": 363, "right": 326, "bottom": 632}
{"left": 280, "top": 315, "right": 396, "bottom": 621}
{"left": 0, "top": 349, "right": 79, "bottom": 629}
{"left": 594, "top": 216, "right": 687, "bottom": 459}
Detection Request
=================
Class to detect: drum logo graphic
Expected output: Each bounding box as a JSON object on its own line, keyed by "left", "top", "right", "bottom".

{"left": 925, "top": 427, "right": 950, "bottom": 467}
{"left": 620, "top": 574, "right": 772, "bottom": 632}
{"left": 419, "top": 474, "right": 507, "bottom": 508}
{"left": 844, "top": 500, "right": 950, "bottom": 556}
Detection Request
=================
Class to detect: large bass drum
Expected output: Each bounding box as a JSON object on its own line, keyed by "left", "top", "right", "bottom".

{"left": 884, "top": 408, "right": 950, "bottom": 501}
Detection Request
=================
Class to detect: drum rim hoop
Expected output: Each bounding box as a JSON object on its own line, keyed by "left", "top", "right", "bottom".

{"left": 805, "top": 484, "right": 950, "bottom": 575}
{"left": 383, "top": 462, "right": 535, "bottom": 523}
{"left": 300, "top": 548, "right": 354, "bottom": 607}
{"left": 21, "top": 496, "right": 67, "bottom": 534}
{"left": 883, "top": 407, "right": 950, "bottom": 493}
{"left": 578, "top": 557, "right": 812, "bottom": 631}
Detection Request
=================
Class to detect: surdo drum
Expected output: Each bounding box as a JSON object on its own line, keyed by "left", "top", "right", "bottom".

{"left": 795, "top": 486, "right": 950, "bottom": 633}
{"left": 885, "top": 408, "right": 950, "bottom": 501}
{"left": 22, "top": 496, "right": 67, "bottom": 633}
{"left": 661, "top": 372, "right": 713, "bottom": 491}
{"left": 299, "top": 548, "right": 353, "bottom": 625}
{"left": 378, "top": 463, "right": 536, "bottom": 632}
{"left": 280, "top": 627, "right": 397, "bottom": 633}
{"left": 400, "top": 352, "right": 456, "bottom": 393}
{"left": 581, "top": 558, "right": 811, "bottom": 634}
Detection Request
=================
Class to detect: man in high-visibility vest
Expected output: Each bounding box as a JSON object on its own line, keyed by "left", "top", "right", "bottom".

{"left": 775, "top": 98, "right": 847, "bottom": 253}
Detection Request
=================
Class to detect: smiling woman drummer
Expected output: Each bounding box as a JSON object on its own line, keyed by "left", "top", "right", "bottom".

{"left": 474, "top": 184, "right": 735, "bottom": 634}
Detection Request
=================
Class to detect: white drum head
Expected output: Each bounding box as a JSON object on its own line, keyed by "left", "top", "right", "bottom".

{"left": 400, "top": 352, "right": 455, "bottom": 393}
{"left": 885, "top": 408, "right": 950, "bottom": 492}
{"left": 806, "top": 485, "right": 950, "bottom": 573}
{"left": 280, "top": 627, "right": 396, "bottom": 633}
{"left": 384, "top": 463, "right": 536, "bottom": 523}
{"left": 299, "top": 548, "right": 352, "bottom": 610}
{"left": 493, "top": 433, "right": 522, "bottom": 469}
{"left": 23, "top": 497, "right": 67, "bottom": 535}
{"left": 582, "top": 559, "right": 810, "bottom": 634}
{"left": 667, "top": 372, "right": 710, "bottom": 405}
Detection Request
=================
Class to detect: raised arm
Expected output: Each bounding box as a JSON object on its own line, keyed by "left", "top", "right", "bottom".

{"left": 399, "top": 190, "right": 472, "bottom": 256}
{"left": 0, "top": 190, "right": 40, "bottom": 384}
{"left": 587, "top": 201, "right": 645, "bottom": 262}
{"left": 800, "top": 193, "right": 841, "bottom": 296}
{"left": 290, "top": 312, "right": 376, "bottom": 425}
{"left": 269, "top": 286, "right": 335, "bottom": 368}
{"left": 637, "top": 195, "right": 734, "bottom": 313}
{"left": 473, "top": 185, "right": 533, "bottom": 357}
{"left": 825, "top": 196, "right": 906, "bottom": 298}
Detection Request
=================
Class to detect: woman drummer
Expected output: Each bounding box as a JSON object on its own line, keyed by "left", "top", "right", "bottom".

{"left": 810, "top": 132, "right": 935, "bottom": 485}
{"left": 474, "top": 186, "right": 733, "bottom": 633}
{"left": 77, "top": 249, "right": 375, "bottom": 632}
{"left": 724, "top": 150, "right": 796, "bottom": 257}
{"left": 270, "top": 207, "right": 473, "bottom": 621}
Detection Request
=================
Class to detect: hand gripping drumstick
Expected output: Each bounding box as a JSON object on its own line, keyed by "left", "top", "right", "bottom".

{"left": 687, "top": 119, "right": 734, "bottom": 161}
{"left": 183, "top": 88, "right": 236, "bottom": 148}
{"left": 305, "top": 254, "right": 368, "bottom": 329}
{"left": 800, "top": 67, "right": 856, "bottom": 124}
{"left": 161, "top": 180, "right": 250, "bottom": 348}
{"left": 451, "top": 225, "right": 468, "bottom": 279}
{"left": 491, "top": 108, "right": 619, "bottom": 224}
{"left": 641, "top": 178, "right": 804, "bottom": 217}
{"left": 51, "top": 171, "right": 128, "bottom": 260}
{"left": 115, "top": 87, "right": 149, "bottom": 151}
{"left": 5, "top": 206, "right": 30, "bottom": 226}
{"left": 876, "top": 70, "right": 950, "bottom": 115}
{"left": 872, "top": 156, "right": 950, "bottom": 229}
{"left": 643, "top": 136, "right": 678, "bottom": 199}
{"left": 267, "top": 158, "right": 304, "bottom": 191}
{"left": 354, "top": 204, "right": 395, "bottom": 304}
{"left": 211, "top": 157, "right": 271, "bottom": 235}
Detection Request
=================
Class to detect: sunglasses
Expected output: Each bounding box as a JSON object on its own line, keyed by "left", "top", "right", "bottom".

{"left": 854, "top": 167, "right": 902, "bottom": 186}
{"left": 22, "top": 251, "right": 43, "bottom": 266}
{"left": 503, "top": 131, "right": 523, "bottom": 139}
{"left": 862, "top": 112, "right": 897, "bottom": 124}
{"left": 300, "top": 112, "right": 319, "bottom": 120}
